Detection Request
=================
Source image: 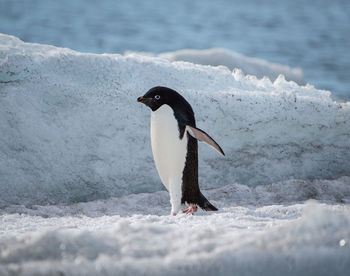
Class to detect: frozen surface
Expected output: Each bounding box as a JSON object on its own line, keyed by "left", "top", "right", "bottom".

{"left": 1, "top": 34, "right": 350, "bottom": 206}
{"left": 0, "top": 178, "right": 350, "bottom": 276}
{"left": 158, "top": 48, "right": 304, "bottom": 84}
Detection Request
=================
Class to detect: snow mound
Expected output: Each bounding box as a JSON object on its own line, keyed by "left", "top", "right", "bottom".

{"left": 0, "top": 33, "right": 350, "bottom": 206}
{"left": 158, "top": 48, "right": 305, "bottom": 84}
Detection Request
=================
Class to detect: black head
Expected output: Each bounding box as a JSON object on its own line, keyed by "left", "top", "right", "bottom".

{"left": 137, "top": 86, "right": 193, "bottom": 115}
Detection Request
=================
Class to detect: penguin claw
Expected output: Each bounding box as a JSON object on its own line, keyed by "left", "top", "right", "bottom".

{"left": 182, "top": 206, "right": 198, "bottom": 214}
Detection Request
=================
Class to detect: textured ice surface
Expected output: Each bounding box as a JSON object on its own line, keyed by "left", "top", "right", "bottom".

{"left": 0, "top": 34, "right": 350, "bottom": 206}
{"left": 158, "top": 48, "right": 305, "bottom": 84}
{"left": 0, "top": 178, "right": 350, "bottom": 276}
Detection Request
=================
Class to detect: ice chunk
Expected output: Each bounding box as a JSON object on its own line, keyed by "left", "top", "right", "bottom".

{"left": 0, "top": 34, "right": 349, "bottom": 206}
{"left": 158, "top": 48, "right": 305, "bottom": 84}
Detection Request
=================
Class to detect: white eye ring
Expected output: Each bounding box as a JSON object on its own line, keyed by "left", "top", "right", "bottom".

{"left": 155, "top": 95, "right": 160, "bottom": 100}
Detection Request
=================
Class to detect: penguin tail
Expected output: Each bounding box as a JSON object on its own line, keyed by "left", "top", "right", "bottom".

{"left": 198, "top": 192, "right": 218, "bottom": 211}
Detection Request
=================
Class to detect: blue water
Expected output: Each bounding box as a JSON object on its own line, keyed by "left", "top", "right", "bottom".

{"left": 1, "top": 0, "right": 349, "bottom": 100}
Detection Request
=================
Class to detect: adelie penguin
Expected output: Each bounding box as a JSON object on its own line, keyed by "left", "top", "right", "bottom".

{"left": 137, "top": 86, "right": 225, "bottom": 215}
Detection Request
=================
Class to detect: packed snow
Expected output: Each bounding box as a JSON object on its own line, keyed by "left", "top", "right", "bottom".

{"left": 1, "top": 34, "right": 350, "bottom": 275}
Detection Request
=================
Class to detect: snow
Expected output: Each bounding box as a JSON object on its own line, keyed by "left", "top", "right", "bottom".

{"left": 1, "top": 33, "right": 350, "bottom": 275}
{"left": 157, "top": 48, "right": 305, "bottom": 84}
{"left": 1, "top": 33, "right": 350, "bottom": 207}
{"left": 0, "top": 178, "right": 350, "bottom": 275}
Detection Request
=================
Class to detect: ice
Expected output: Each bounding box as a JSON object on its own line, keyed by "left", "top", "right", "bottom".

{"left": 158, "top": 48, "right": 305, "bottom": 84}
{"left": 0, "top": 34, "right": 350, "bottom": 206}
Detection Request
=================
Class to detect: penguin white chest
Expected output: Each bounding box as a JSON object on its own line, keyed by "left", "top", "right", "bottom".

{"left": 150, "top": 104, "right": 188, "bottom": 191}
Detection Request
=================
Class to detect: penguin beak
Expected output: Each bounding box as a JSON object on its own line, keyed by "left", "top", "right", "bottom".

{"left": 137, "top": 96, "right": 152, "bottom": 105}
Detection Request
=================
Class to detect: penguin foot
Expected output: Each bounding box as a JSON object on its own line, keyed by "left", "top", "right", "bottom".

{"left": 182, "top": 205, "right": 198, "bottom": 214}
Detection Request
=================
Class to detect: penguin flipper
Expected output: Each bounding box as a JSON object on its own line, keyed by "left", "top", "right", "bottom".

{"left": 186, "top": 126, "right": 225, "bottom": 156}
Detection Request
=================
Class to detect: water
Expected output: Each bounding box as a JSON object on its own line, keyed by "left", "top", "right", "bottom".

{"left": 0, "top": 0, "right": 349, "bottom": 100}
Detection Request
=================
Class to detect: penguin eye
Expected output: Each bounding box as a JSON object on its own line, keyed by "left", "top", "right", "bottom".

{"left": 155, "top": 95, "right": 160, "bottom": 100}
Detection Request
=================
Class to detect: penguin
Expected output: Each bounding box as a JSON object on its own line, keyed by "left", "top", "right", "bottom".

{"left": 137, "top": 86, "right": 225, "bottom": 215}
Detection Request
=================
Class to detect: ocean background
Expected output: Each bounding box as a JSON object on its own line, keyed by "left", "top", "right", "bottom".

{"left": 1, "top": 0, "right": 349, "bottom": 101}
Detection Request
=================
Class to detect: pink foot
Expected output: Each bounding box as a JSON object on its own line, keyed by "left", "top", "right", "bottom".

{"left": 182, "top": 205, "right": 198, "bottom": 214}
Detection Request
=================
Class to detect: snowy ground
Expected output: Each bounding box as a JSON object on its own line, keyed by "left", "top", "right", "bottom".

{"left": 1, "top": 35, "right": 350, "bottom": 275}
{"left": 1, "top": 178, "right": 350, "bottom": 276}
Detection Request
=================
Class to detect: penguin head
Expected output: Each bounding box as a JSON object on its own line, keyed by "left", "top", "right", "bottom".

{"left": 137, "top": 86, "right": 195, "bottom": 122}
{"left": 137, "top": 86, "right": 176, "bottom": 111}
